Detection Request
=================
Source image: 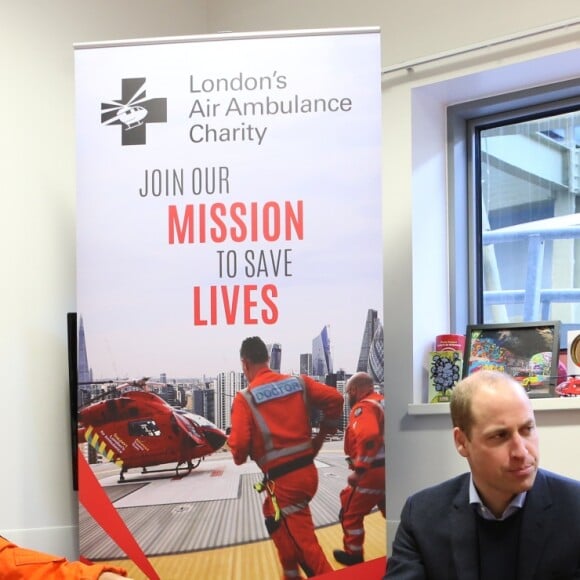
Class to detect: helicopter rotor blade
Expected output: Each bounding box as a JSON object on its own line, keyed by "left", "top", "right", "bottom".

{"left": 102, "top": 115, "right": 124, "bottom": 126}
{"left": 101, "top": 100, "right": 125, "bottom": 111}
{"left": 126, "top": 81, "right": 147, "bottom": 106}
{"left": 124, "top": 96, "right": 150, "bottom": 107}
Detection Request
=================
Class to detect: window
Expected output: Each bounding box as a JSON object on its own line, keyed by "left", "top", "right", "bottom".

{"left": 448, "top": 79, "right": 580, "bottom": 345}
{"left": 128, "top": 419, "right": 161, "bottom": 437}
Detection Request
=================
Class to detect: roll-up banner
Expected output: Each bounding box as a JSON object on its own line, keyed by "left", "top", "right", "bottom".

{"left": 75, "top": 28, "right": 383, "bottom": 579}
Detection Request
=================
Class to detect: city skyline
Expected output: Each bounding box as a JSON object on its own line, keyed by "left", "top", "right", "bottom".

{"left": 78, "top": 309, "right": 384, "bottom": 434}
{"left": 80, "top": 307, "right": 384, "bottom": 382}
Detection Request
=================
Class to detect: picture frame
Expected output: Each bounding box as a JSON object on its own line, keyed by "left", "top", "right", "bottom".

{"left": 463, "top": 321, "right": 561, "bottom": 398}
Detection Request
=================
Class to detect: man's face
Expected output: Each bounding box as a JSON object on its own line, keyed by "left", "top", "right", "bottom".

{"left": 346, "top": 383, "right": 358, "bottom": 407}
{"left": 240, "top": 358, "right": 250, "bottom": 381}
{"left": 453, "top": 381, "right": 539, "bottom": 516}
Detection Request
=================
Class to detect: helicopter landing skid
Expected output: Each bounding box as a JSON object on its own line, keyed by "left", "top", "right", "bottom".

{"left": 117, "top": 459, "right": 203, "bottom": 483}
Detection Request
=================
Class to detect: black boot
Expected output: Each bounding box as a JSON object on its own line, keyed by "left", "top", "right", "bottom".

{"left": 333, "top": 549, "right": 363, "bottom": 566}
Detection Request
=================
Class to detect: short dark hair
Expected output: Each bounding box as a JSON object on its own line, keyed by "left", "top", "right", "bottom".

{"left": 240, "top": 336, "right": 269, "bottom": 364}
{"left": 450, "top": 370, "right": 521, "bottom": 438}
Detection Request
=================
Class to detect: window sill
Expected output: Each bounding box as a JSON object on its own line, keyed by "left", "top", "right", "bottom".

{"left": 408, "top": 397, "right": 580, "bottom": 415}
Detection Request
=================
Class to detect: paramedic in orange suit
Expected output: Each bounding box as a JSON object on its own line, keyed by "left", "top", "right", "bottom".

{"left": 333, "top": 372, "right": 385, "bottom": 567}
{"left": 228, "top": 336, "right": 344, "bottom": 580}
{"left": 0, "top": 535, "right": 130, "bottom": 579}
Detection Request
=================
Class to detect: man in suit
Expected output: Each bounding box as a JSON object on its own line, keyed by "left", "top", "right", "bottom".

{"left": 386, "top": 370, "right": 580, "bottom": 579}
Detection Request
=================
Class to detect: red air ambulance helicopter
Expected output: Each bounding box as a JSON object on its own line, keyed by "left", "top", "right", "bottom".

{"left": 78, "top": 378, "right": 228, "bottom": 483}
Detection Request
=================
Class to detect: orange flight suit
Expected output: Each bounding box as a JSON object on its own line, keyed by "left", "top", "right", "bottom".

{"left": 339, "top": 392, "right": 385, "bottom": 560}
{"left": 229, "top": 368, "right": 343, "bottom": 580}
{"left": 0, "top": 536, "right": 127, "bottom": 579}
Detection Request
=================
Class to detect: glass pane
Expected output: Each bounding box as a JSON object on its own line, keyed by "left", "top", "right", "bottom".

{"left": 478, "top": 109, "right": 580, "bottom": 329}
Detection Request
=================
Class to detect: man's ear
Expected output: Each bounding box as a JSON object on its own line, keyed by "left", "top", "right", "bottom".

{"left": 453, "top": 427, "right": 469, "bottom": 458}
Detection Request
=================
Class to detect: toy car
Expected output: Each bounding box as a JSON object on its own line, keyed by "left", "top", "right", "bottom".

{"left": 513, "top": 371, "right": 542, "bottom": 391}
{"left": 555, "top": 376, "right": 580, "bottom": 397}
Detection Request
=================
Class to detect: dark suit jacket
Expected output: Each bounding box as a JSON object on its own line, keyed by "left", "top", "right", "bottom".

{"left": 386, "top": 469, "right": 580, "bottom": 579}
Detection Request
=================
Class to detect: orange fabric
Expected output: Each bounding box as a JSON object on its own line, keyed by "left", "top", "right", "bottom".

{"left": 340, "top": 392, "right": 385, "bottom": 557}
{"left": 344, "top": 392, "right": 384, "bottom": 472}
{"left": 264, "top": 465, "right": 333, "bottom": 579}
{"left": 229, "top": 368, "right": 343, "bottom": 578}
{"left": 339, "top": 468, "right": 386, "bottom": 557}
{"left": 229, "top": 368, "right": 343, "bottom": 472}
{"left": 0, "top": 537, "right": 127, "bottom": 579}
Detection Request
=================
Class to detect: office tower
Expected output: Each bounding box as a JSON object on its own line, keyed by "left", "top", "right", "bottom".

{"left": 300, "top": 353, "right": 313, "bottom": 375}
{"left": 77, "top": 316, "right": 92, "bottom": 385}
{"left": 176, "top": 385, "right": 186, "bottom": 407}
{"left": 186, "top": 390, "right": 194, "bottom": 412}
{"left": 312, "top": 325, "right": 333, "bottom": 377}
{"left": 369, "top": 321, "right": 384, "bottom": 386}
{"left": 335, "top": 375, "right": 349, "bottom": 432}
{"left": 160, "top": 383, "right": 177, "bottom": 406}
{"left": 215, "top": 371, "right": 246, "bottom": 431}
{"left": 267, "top": 342, "right": 282, "bottom": 372}
{"left": 356, "top": 309, "right": 379, "bottom": 373}
{"left": 192, "top": 385, "right": 216, "bottom": 424}
{"left": 76, "top": 316, "right": 95, "bottom": 411}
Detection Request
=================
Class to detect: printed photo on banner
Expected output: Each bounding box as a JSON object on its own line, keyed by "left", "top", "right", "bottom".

{"left": 75, "top": 28, "right": 383, "bottom": 579}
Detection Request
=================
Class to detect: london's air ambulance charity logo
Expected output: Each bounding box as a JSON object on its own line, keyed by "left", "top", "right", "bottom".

{"left": 101, "top": 78, "right": 167, "bottom": 146}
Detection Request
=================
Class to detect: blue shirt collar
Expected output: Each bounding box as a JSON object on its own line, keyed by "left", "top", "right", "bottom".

{"left": 469, "top": 474, "right": 527, "bottom": 521}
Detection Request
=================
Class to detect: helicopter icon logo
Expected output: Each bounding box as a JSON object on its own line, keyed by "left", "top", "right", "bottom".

{"left": 101, "top": 77, "right": 167, "bottom": 146}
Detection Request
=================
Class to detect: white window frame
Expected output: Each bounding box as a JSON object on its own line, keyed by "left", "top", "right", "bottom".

{"left": 449, "top": 81, "right": 580, "bottom": 331}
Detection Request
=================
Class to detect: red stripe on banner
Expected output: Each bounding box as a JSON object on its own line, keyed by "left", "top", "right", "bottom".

{"left": 77, "top": 448, "right": 160, "bottom": 579}
{"left": 316, "top": 556, "right": 386, "bottom": 579}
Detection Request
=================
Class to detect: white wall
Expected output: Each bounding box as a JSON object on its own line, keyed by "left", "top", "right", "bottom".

{"left": 1, "top": 0, "right": 579, "bottom": 560}
{"left": 0, "top": 0, "right": 207, "bottom": 558}
{"left": 206, "top": 0, "right": 580, "bottom": 66}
